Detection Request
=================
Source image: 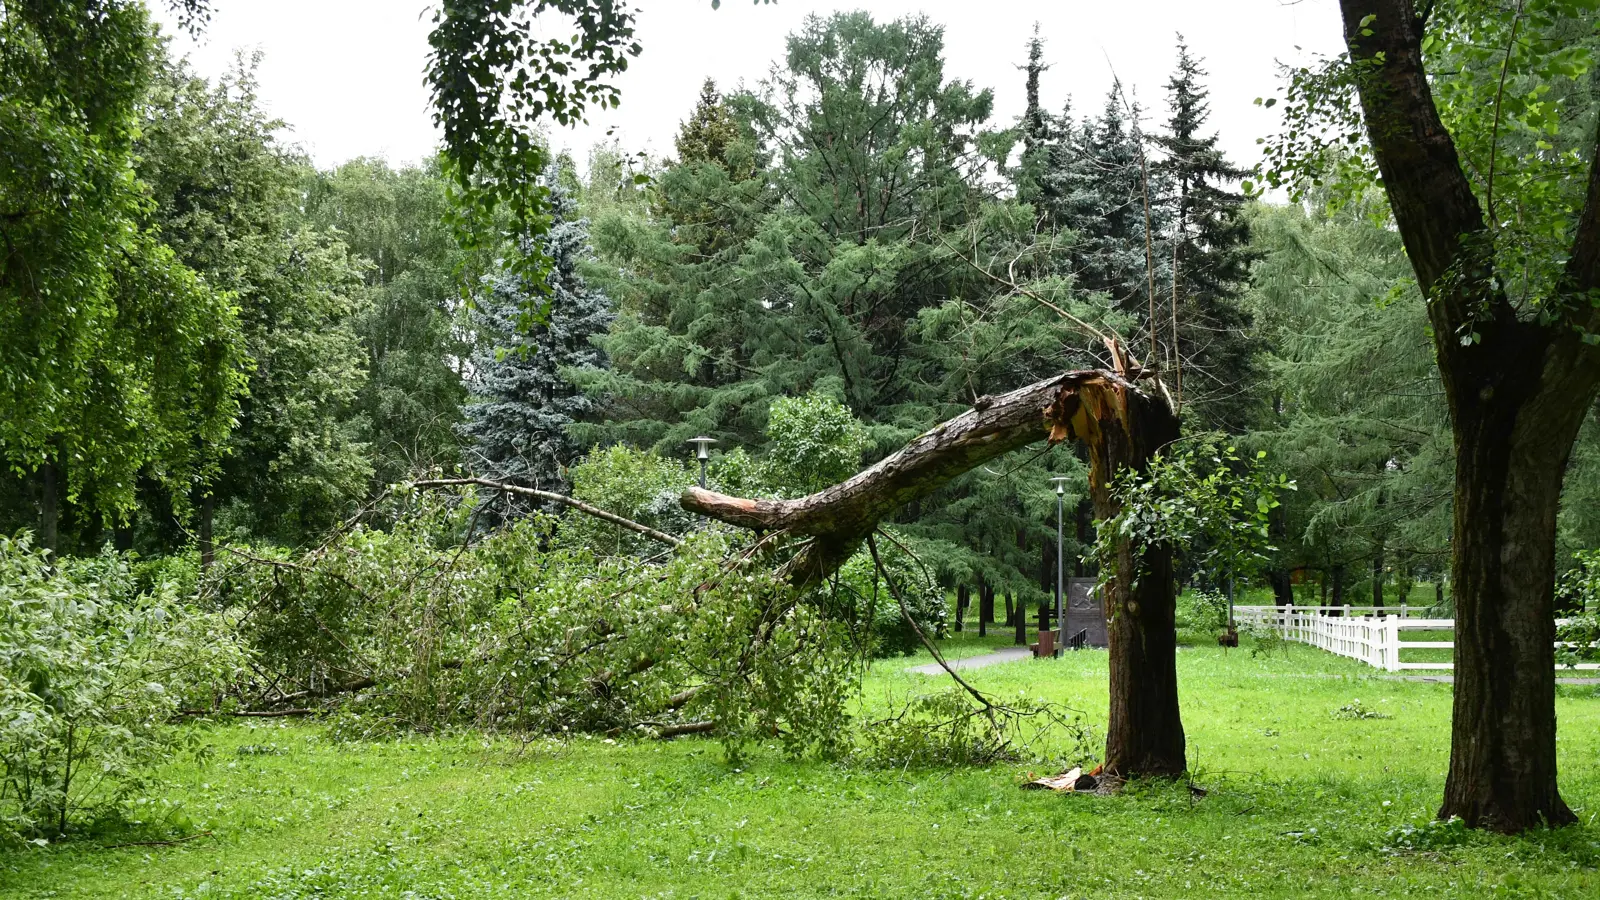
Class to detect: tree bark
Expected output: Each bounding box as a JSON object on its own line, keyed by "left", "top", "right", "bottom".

{"left": 1340, "top": 0, "right": 1600, "bottom": 830}
{"left": 1373, "top": 545, "right": 1386, "bottom": 614}
{"left": 1090, "top": 387, "right": 1185, "bottom": 778}
{"left": 199, "top": 493, "right": 215, "bottom": 570}
{"left": 682, "top": 370, "right": 1140, "bottom": 584}
{"left": 954, "top": 584, "right": 968, "bottom": 632}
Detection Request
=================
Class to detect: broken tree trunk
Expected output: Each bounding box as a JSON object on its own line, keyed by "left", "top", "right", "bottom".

{"left": 682, "top": 367, "right": 1187, "bottom": 778}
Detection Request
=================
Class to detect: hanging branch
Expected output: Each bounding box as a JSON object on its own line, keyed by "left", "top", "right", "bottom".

{"left": 410, "top": 477, "right": 682, "bottom": 547}
{"left": 867, "top": 531, "right": 999, "bottom": 718}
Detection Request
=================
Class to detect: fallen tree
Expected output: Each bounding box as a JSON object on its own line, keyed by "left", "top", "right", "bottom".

{"left": 682, "top": 364, "right": 1186, "bottom": 778}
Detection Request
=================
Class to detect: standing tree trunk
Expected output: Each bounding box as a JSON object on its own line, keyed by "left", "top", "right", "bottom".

{"left": 198, "top": 493, "right": 215, "bottom": 569}
{"left": 1086, "top": 387, "right": 1184, "bottom": 778}
{"left": 1372, "top": 545, "right": 1386, "bottom": 614}
{"left": 1439, "top": 373, "right": 1586, "bottom": 829}
{"left": 977, "top": 577, "right": 989, "bottom": 637}
{"left": 37, "top": 461, "right": 58, "bottom": 556}
{"left": 1339, "top": 0, "right": 1600, "bottom": 830}
{"left": 954, "top": 584, "right": 968, "bottom": 632}
{"left": 1331, "top": 563, "right": 1345, "bottom": 612}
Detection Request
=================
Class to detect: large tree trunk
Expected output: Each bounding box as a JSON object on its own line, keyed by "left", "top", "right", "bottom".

{"left": 1088, "top": 387, "right": 1184, "bottom": 778}
{"left": 1438, "top": 356, "right": 1586, "bottom": 830}
{"left": 1340, "top": 0, "right": 1600, "bottom": 831}
{"left": 684, "top": 366, "right": 1187, "bottom": 778}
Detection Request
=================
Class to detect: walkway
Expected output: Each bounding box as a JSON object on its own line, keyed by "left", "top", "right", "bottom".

{"left": 905, "top": 646, "right": 1031, "bottom": 676}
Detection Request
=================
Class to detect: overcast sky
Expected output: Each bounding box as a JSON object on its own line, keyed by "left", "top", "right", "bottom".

{"left": 153, "top": 1, "right": 1347, "bottom": 174}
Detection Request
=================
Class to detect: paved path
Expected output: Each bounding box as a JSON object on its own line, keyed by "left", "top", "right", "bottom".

{"left": 906, "top": 646, "right": 1031, "bottom": 676}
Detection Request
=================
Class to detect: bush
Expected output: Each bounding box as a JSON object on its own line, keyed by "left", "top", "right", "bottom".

{"left": 1176, "top": 588, "right": 1229, "bottom": 642}
{"left": 0, "top": 535, "right": 248, "bottom": 841}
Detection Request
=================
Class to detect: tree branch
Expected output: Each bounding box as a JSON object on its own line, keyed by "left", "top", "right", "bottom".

{"left": 682, "top": 369, "right": 1155, "bottom": 584}
{"left": 411, "top": 477, "right": 682, "bottom": 547}
{"left": 1340, "top": 0, "right": 1492, "bottom": 328}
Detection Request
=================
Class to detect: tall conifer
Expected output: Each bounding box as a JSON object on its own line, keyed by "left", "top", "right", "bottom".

{"left": 460, "top": 167, "right": 613, "bottom": 498}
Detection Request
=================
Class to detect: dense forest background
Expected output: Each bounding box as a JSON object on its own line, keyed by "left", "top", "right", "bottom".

{"left": 8, "top": 9, "right": 1600, "bottom": 614}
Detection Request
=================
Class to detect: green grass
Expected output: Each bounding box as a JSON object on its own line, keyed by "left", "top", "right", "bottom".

{"left": 5, "top": 642, "right": 1600, "bottom": 898}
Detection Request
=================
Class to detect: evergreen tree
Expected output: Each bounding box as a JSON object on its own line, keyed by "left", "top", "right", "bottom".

{"left": 1014, "top": 27, "right": 1055, "bottom": 213}
{"left": 461, "top": 168, "right": 613, "bottom": 497}
{"left": 1154, "top": 37, "right": 1259, "bottom": 430}
{"left": 1055, "top": 86, "right": 1168, "bottom": 329}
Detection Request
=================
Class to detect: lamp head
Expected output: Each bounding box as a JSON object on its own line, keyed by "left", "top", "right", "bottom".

{"left": 687, "top": 436, "right": 716, "bottom": 461}
{"left": 1049, "top": 475, "right": 1071, "bottom": 497}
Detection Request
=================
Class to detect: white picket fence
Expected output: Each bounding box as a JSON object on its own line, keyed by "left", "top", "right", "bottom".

{"left": 1232, "top": 605, "right": 1600, "bottom": 673}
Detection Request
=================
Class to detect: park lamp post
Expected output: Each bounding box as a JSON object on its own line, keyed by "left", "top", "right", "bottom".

{"left": 1050, "top": 475, "right": 1073, "bottom": 657}
{"left": 687, "top": 437, "right": 715, "bottom": 489}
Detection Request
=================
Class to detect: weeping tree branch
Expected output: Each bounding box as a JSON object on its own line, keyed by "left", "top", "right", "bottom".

{"left": 411, "top": 477, "right": 683, "bottom": 547}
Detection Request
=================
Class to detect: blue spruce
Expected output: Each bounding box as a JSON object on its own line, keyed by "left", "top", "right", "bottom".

{"left": 460, "top": 169, "right": 613, "bottom": 498}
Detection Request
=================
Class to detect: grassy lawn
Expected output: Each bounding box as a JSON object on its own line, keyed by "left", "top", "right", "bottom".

{"left": 5, "top": 640, "right": 1600, "bottom": 898}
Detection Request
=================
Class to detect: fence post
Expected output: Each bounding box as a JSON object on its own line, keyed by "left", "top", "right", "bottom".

{"left": 1385, "top": 616, "right": 1401, "bottom": 672}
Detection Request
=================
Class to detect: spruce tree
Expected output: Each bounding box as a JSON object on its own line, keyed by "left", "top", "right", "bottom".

{"left": 1154, "top": 37, "right": 1259, "bottom": 430}
{"left": 460, "top": 167, "right": 613, "bottom": 498}
{"left": 1014, "top": 28, "right": 1055, "bottom": 213}
{"left": 1055, "top": 86, "right": 1168, "bottom": 325}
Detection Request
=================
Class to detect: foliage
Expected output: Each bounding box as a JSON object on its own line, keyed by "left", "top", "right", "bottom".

{"left": 859, "top": 690, "right": 1018, "bottom": 769}
{"left": 460, "top": 166, "right": 613, "bottom": 500}
{"left": 560, "top": 445, "right": 698, "bottom": 556}
{"left": 302, "top": 156, "right": 477, "bottom": 489}
{"left": 1332, "top": 699, "right": 1391, "bottom": 721}
{"left": 1244, "top": 198, "right": 1453, "bottom": 603}
{"left": 0, "top": 1, "right": 247, "bottom": 534}
{"left": 1176, "top": 587, "right": 1230, "bottom": 638}
{"left": 207, "top": 490, "right": 860, "bottom": 762}
{"left": 1243, "top": 621, "right": 1291, "bottom": 660}
{"left": 137, "top": 51, "right": 373, "bottom": 547}
{"left": 834, "top": 539, "right": 946, "bottom": 658}
{"left": 762, "top": 393, "right": 869, "bottom": 497}
{"left": 0, "top": 534, "right": 248, "bottom": 841}
{"left": 425, "top": 0, "right": 640, "bottom": 301}
{"left": 1094, "top": 438, "right": 1294, "bottom": 591}
{"left": 1558, "top": 549, "right": 1600, "bottom": 613}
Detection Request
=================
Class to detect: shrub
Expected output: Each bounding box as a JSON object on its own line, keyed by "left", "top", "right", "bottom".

{"left": 764, "top": 392, "right": 869, "bottom": 497}
{"left": 0, "top": 535, "right": 248, "bottom": 841}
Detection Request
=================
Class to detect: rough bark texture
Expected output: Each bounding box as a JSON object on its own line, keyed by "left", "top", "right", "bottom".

{"left": 1341, "top": 0, "right": 1600, "bottom": 830}
{"left": 1083, "top": 384, "right": 1185, "bottom": 778}
{"left": 684, "top": 367, "right": 1187, "bottom": 778}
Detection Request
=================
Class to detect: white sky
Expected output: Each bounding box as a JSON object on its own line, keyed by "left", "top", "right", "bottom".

{"left": 152, "top": 1, "right": 1346, "bottom": 173}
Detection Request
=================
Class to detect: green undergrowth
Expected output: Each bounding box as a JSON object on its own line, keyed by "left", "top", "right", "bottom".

{"left": 4, "top": 644, "right": 1599, "bottom": 898}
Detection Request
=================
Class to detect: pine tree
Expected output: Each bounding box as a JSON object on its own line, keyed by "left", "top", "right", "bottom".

{"left": 1155, "top": 37, "right": 1259, "bottom": 430}
{"left": 460, "top": 168, "right": 613, "bottom": 498}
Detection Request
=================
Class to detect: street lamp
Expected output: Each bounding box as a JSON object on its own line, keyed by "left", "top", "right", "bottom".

{"left": 1050, "top": 476, "right": 1073, "bottom": 656}
{"left": 687, "top": 437, "right": 716, "bottom": 489}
